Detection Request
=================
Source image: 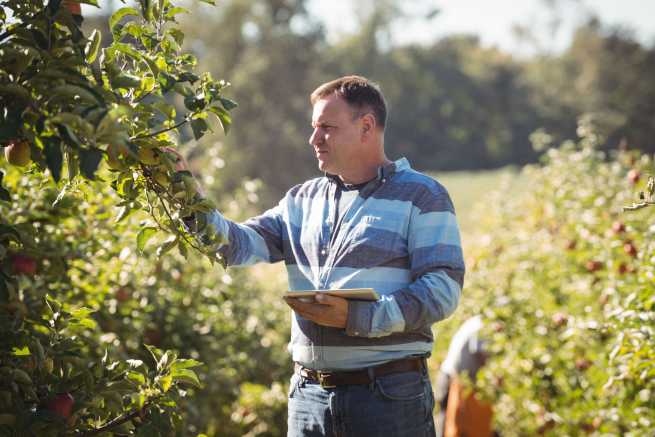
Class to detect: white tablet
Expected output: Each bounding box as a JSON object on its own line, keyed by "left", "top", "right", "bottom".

{"left": 285, "top": 288, "right": 380, "bottom": 301}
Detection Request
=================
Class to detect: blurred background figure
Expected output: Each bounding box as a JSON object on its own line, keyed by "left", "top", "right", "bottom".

{"left": 435, "top": 316, "right": 494, "bottom": 437}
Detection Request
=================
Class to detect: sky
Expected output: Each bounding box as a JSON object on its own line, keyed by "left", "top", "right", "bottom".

{"left": 308, "top": 0, "right": 655, "bottom": 56}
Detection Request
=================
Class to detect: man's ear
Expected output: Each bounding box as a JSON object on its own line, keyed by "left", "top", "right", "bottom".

{"left": 361, "top": 113, "right": 376, "bottom": 136}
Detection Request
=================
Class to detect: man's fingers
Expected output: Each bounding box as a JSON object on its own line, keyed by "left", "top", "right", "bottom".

{"left": 284, "top": 298, "right": 326, "bottom": 318}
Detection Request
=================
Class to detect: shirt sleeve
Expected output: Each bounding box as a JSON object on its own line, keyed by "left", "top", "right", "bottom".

{"left": 345, "top": 190, "right": 464, "bottom": 337}
{"left": 182, "top": 199, "right": 286, "bottom": 266}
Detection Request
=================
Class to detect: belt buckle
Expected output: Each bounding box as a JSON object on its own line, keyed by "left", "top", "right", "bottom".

{"left": 318, "top": 372, "right": 336, "bottom": 389}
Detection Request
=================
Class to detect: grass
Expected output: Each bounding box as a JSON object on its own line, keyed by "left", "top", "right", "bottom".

{"left": 431, "top": 167, "right": 524, "bottom": 236}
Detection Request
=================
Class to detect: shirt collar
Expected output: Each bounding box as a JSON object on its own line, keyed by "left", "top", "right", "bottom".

{"left": 325, "top": 157, "right": 410, "bottom": 184}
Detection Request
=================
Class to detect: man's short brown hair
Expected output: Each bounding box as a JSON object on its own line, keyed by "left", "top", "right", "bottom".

{"left": 310, "top": 75, "right": 387, "bottom": 129}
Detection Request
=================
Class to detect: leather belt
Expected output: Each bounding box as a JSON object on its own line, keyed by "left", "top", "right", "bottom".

{"left": 294, "top": 357, "right": 426, "bottom": 389}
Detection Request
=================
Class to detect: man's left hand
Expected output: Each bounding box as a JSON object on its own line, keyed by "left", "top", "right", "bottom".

{"left": 283, "top": 293, "right": 349, "bottom": 329}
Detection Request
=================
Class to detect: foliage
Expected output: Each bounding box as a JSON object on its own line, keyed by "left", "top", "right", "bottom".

{"left": 0, "top": 1, "right": 293, "bottom": 435}
{"left": 458, "top": 125, "right": 654, "bottom": 436}
{"left": 0, "top": 0, "right": 237, "bottom": 264}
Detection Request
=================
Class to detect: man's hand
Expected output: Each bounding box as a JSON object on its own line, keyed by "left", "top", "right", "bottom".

{"left": 283, "top": 293, "right": 349, "bottom": 329}
{"left": 162, "top": 147, "right": 205, "bottom": 197}
{"left": 162, "top": 147, "right": 191, "bottom": 172}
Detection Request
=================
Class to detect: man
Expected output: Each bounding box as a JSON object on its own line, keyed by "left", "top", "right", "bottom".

{"left": 434, "top": 316, "right": 491, "bottom": 437}
{"left": 175, "top": 75, "right": 465, "bottom": 436}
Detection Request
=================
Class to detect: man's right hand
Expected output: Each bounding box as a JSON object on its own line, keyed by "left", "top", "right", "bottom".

{"left": 163, "top": 147, "right": 190, "bottom": 172}
{"left": 162, "top": 147, "right": 206, "bottom": 198}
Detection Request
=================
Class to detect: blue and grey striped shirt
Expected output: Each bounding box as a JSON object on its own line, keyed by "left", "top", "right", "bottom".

{"left": 190, "top": 157, "right": 464, "bottom": 370}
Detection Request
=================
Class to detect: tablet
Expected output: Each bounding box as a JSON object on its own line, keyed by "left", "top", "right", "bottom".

{"left": 285, "top": 288, "right": 380, "bottom": 301}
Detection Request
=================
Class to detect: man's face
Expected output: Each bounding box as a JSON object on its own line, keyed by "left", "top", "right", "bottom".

{"left": 309, "top": 95, "right": 364, "bottom": 177}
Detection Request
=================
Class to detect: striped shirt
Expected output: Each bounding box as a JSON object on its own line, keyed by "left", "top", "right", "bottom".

{"left": 187, "top": 157, "right": 465, "bottom": 370}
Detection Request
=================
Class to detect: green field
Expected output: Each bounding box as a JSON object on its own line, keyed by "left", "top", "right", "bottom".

{"left": 431, "top": 167, "right": 524, "bottom": 236}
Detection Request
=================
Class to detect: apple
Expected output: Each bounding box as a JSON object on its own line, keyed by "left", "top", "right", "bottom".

{"left": 575, "top": 358, "right": 591, "bottom": 371}
{"left": 62, "top": 0, "right": 81, "bottom": 15}
{"left": 43, "top": 358, "right": 54, "bottom": 374}
{"left": 115, "top": 287, "right": 130, "bottom": 302}
{"left": 623, "top": 242, "right": 637, "bottom": 257}
{"left": 627, "top": 169, "right": 640, "bottom": 184}
{"left": 46, "top": 393, "right": 74, "bottom": 419}
{"left": 585, "top": 260, "right": 603, "bottom": 272}
{"left": 551, "top": 312, "right": 568, "bottom": 327}
{"left": 152, "top": 169, "right": 170, "bottom": 188}
{"left": 611, "top": 221, "right": 625, "bottom": 234}
{"left": 137, "top": 147, "right": 160, "bottom": 165}
{"left": 617, "top": 263, "right": 628, "bottom": 275}
{"left": 4, "top": 140, "right": 31, "bottom": 167}
{"left": 11, "top": 254, "right": 37, "bottom": 275}
{"left": 106, "top": 144, "right": 128, "bottom": 170}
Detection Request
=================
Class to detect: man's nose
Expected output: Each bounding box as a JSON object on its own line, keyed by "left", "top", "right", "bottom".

{"left": 309, "top": 128, "right": 319, "bottom": 146}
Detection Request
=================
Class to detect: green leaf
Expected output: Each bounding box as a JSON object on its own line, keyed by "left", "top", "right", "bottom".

{"left": 178, "top": 72, "right": 199, "bottom": 84}
{"left": 51, "top": 113, "right": 95, "bottom": 138}
{"left": 156, "top": 235, "right": 177, "bottom": 257}
{"left": 110, "top": 7, "right": 141, "bottom": 34}
{"left": 158, "top": 374, "right": 173, "bottom": 392}
{"left": 158, "top": 72, "right": 177, "bottom": 94}
{"left": 208, "top": 106, "right": 232, "bottom": 134}
{"left": 198, "top": 0, "right": 215, "bottom": 4}
{"left": 130, "top": 392, "right": 146, "bottom": 408}
{"left": 0, "top": 224, "right": 21, "bottom": 243}
{"left": 165, "top": 6, "right": 188, "bottom": 19}
{"left": 171, "top": 368, "right": 201, "bottom": 388}
{"left": 0, "top": 172, "right": 10, "bottom": 202}
{"left": 79, "top": 148, "right": 104, "bottom": 180}
{"left": 219, "top": 97, "right": 238, "bottom": 111}
{"left": 11, "top": 346, "right": 30, "bottom": 356}
{"left": 0, "top": 84, "right": 31, "bottom": 103}
{"left": 136, "top": 226, "right": 158, "bottom": 253}
{"left": 110, "top": 74, "right": 142, "bottom": 89}
{"left": 115, "top": 205, "right": 132, "bottom": 222}
{"left": 191, "top": 118, "right": 209, "bottom": 140}
{"left": 171, "top": 359, "right": 202, "bottom": 370}
{"left": 85, "top": 29, "right": 102, "bottom": 63}
{"left": 126, "top": 371, "right": 146, "bottom": 386}
{"left": 42, "top": 138, "right": 64, "bottom": 183}
{"left": 50, "top": 85, "right": 100, "bottom": 105}
{"left": 139, "top": 0, "right": 153, "bottom": 22}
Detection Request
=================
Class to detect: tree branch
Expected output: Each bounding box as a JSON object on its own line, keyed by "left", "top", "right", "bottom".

{"left": 74, "top": 402, "right": 152, "bottom": 436}
{"left": 130, "top": 115, "right": 190, "bottom": 140}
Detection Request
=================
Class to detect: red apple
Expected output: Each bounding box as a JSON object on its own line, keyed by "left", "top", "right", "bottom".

{"left": 115, "top": 287, "right": 130, "bottom": 302}
{"left": 611, "top": 221, "right": 625, "bottom": 234}
{"left": 11, "top": 254, "right": 37, "bottom": 275}
{"left": 551, "top": 312, "right": 568, "bottom": 327}
{"left": 585, "top": 260, "right": 603, "bottom": 272}
{"left": 46, "top": 393, "right": 74, "bottom": 419}
{"left": 623, "top": 242, "right": 637, "bottom": 258}
{"left": 575, "top": 358, "right": 591, "bottom": 371}
{"left": 627, "top": 169, "right": 640, "bottom": 184}
{"left": 62, "top": 0, "right": 81, "bottom": 15}
{"left": 617, "top": 263, "right": 628, "bottom": 275}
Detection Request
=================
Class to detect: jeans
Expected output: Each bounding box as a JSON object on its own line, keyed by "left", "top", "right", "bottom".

{"left": 287, "top": 366, "right": 436, "bottom": 437}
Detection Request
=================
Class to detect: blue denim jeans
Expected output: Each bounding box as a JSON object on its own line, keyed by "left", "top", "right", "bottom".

{"left": 287, "top": 366, "right": 436, "bottom": 437}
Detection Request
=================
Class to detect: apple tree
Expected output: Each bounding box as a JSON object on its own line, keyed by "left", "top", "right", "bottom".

{"left": 0, "top": 0, "right": 242, "bottom": 435}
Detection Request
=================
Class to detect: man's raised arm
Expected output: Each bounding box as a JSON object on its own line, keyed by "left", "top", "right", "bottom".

{"left": 166, "top": 148, "right": 286, "bottom": 267}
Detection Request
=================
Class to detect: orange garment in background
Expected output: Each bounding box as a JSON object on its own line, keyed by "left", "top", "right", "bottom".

{"left": 444, "top": 377, "right": 493, "bottom": 437}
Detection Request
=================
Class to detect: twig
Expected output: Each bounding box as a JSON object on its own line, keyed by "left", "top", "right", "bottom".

{"left": 130, "top": 115, "right": 190, "bottom": 140}
{"left": 623, "top": 201, "right": 655, "bottom": 211}
{"left": 73, "top": 402, "right": 152, "bottom": 436}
